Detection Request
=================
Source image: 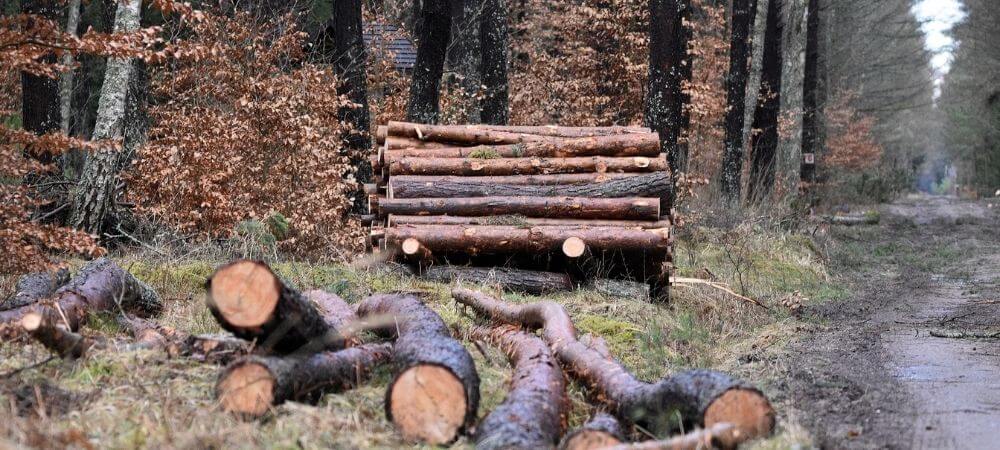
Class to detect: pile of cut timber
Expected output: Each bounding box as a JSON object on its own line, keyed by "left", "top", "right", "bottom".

{"left": 368, "top": 121, "right": 673, "bottom": 298}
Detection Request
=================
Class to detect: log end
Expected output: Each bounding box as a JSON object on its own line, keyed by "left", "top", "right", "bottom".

{"left": 704, "top": 388, "right": 776, "bottom": 441}
{"left": 20, "top": 312, "right": 43, "bottom": 332}
{"left": 207, "top": 260, "right": 280, "bottom": 328}
{"left": 562, "top": 237, "right": 587, "bottom": 258}
{"left": 217, "top": 361, "right": 275, "bottom": 418}
{"left": 401, "top": 238, "right": 422, "bottom": 256}
{"left": 559, "top": 430, "right": 623, "bottom": 450}
{"left": 388, "top": 364, "right": 468, "bottom": 445}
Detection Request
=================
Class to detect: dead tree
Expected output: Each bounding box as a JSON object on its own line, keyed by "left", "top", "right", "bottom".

{"left": 721, "top": 0, "right": 759, "bottom": 201}
{"left": 480, "top": 0, "right": 509, "bottom": 124}
{"left": 470, "top": 325, "right": 567, "bottom": 450}
{"left": 747, "top": 0, "right": 784, "bottom": 203}
{"left": 407, "top": 0, "right": 452, "bottom": 124}
{"left": 646, "top": 0, "right": 691, "bottom": 182}
{"left": 70, "top": 0, "right": 142, "bottom": 234}
{"left": 356, "top": 292, "right": 480, "bottom": 445}
{"left": 451, "top": 288, "right": 775, "bottom": 440}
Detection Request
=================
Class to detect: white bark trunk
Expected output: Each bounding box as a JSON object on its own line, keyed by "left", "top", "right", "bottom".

{"left": 70, "top": 0, "right": 141, "bottom": 234}
{"left": 776, "top": 0, "right": 807, "bottom": 196}
{"left": 743, "top": 0, "right": 769, "bottom": 149}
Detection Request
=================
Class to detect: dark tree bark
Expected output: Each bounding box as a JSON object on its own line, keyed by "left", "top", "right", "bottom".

{"left": 407, "top": 0, "right": 452, "bottom": 124}
{"left": 328, "top": 0, "right": 373, "bottom": 189}
{"left": 388, "top": 172, "right": 672, "bottom": 202}
{"left": 20, "top": 0, "right": 62, "bottom": 163}
{"left": 645, "top": 0, "right": 691, "bottom": 180}
{"left": 675, "top": 1, "right": 693, "bottom": 174}
{"left": 747, "top": 0, "right": 784, "bottom": 203}
{"left": 1, "top": 268, "right": 70, "bottom": 311}
{"left": 480, "top": 0, "right": 509, "bottom": 124}
{"left": 720, "top": 0, "right": 759, "bottom": 201}
{"left": 379, "top": 197, "right": 662, "bottom": 220}
{"left": 447, "top": 0, "right": 481, "bottom": 122}
{"left": 800, "top": 0, "right": 822, "bottom": 183}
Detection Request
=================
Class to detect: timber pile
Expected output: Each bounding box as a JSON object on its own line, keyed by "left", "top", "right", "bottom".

{"left": 369, "top": 121, "right": 674, "bottom": 298}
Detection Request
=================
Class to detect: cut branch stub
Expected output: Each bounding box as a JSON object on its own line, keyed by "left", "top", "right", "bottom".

{"left": 559, "top": 413, "right": 627, "bottom": 450}
{"left": 205, "top": 260, "right": 347, "bottom": 353}
{"left": 356, "top": 292, "right": 480, "bottom": 445}
{"left": 451, "top": 288, "right": 775, "bottom": 440}
{"left": 216, "top": 343, "right": 392, "bottom": 418}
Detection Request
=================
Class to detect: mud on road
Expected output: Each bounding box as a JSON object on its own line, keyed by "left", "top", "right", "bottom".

{"left": 783, "top": 195, "right": 1000, "bottom": 449}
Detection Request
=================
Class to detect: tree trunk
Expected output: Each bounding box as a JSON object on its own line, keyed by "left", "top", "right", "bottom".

{"left": 389, "top": 215, "right": 672, "bottom": 229}
{"left": 422, "top": 266, "right": 574, "bottom": 294}
{"left": 329, "top": 0, "right": 373, "bottom": 207}
{"left": 381, "top": 134, "right": 662, "bottom": 164}
{"left": 721, "top": 0, "right": 759, "bottom": 201}
{"left": 447, "top": 0, "right": 481, "bottom": 123}
{"left": 386, "top": 135, "right": 454, "bottom": 149}
{"left": 390, "top": 173, "right": 637, "bottom": 186}
{"left": 0, "top": 258, "right": 161, "bottom": 330}
{"left": 377, "top": 125, "right": 650, "bottom": 143}
{"left": 388, "top": 155, "right": 668, "bottom": 176}
{"left": 385, "top": 224, "right": 671, "bottom": 256}
{"left": 775, "top": 0, "right": 807, "bottom": 196}
{"left": 407, "top": 0, "right": 451, "bottom": 124}
{"left": 388, "top": 172, "right": 672, "bottom": 202}
{"left": 356, "top": 293, "right": 480, "bottom": 445}
{"left": 800, "top": 0, "right": 822, "bottom": 183}
{"left": 747, "top": 0, "right": 784, "bottom": 203}
{"left": 59, "top": 0, "right": 82, "bottom": 134}
{"left": 469, "top": 325, "right": 567, "bottom": 450}
{"left": 1, "top": 268, "right": 70, "bottom": 311}
{"left": 451, "top": 288, "right": 775, "bottom": 440}
{"left": 378, "top": 197, "right": 662, "bottom": 220}
{"left": 204, "top": 260, "right": 353, "bottom": 353}
{"left": 70, "top": 0, "right": 142, "bottom": 234}
{"left": 645, "top": 0, "right": 690, "bottom": 179}
{"left": 20, "top": 0, "right": 62, "bottom": 162}
{"left": 559, "top": 413, "right": 626, "bottom": 450}
{"left": 216, "top": 343, "right": 393, "bottom": 418}
{"left": 480, "top": 0, "right": 509, "bottom": 124}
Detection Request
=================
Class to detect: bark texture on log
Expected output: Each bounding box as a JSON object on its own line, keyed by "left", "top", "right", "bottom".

{"left": 387, "top": 224, "right": 670, "bottom": 256}
{"left": 1, "top": 268, "right": 70, "bottom": 311}
{"left": 389, "top": 215, "right": 671, "bottom": 229}
{"left": 356, "top": 292, "right": 480, "bottom": 445}
{"left": 386, "top": 136, "right": 454, "bottom": 149}
{"left": 422, "top": 266, "right": 574, "bottom": 295}
{"left": 451, "top": 288, "right": 775, "bottom": 439}
{"left": 559, "top": 413, "right": 626, "bottom": 450}
{"left": 388, "top": 172, "right": 672, "bottom": 201}
{"left": 204, "top": 260, "right": 349, "bottom": 353}
{"left": 379, "top": 197, "right": 661, "bottom": 221}
{"left": 389, "top": 155, "right": 667, "bottom": 176}
{"left": 0, "top": 259, "right": 161, "bottom": 330}
{"left": 470, "top": 325, "right": 567, "bottom": 450}
{"left": 382, "top": 134, "right": 661, "bottom": 164}
{"left": 390, "top": 173, "right": 637, "bottom": 186}
{"left": 216, "top": 343, "right": 392, "bottom": 418}
{"left": 389, "top": 121, "right": 550, "bottom": 144}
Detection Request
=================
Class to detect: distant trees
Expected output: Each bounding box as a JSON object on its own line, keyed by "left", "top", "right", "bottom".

{"left": 720, "top": 0, "right": 758, "bottom": 201}
{"left": 800, "top": 0, "right": 822, "bottom": 184}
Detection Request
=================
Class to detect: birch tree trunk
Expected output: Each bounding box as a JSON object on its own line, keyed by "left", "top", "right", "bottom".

{"left": 70, "top": 0, "right": 142, "bottom": 235}
{"left": 59, "top": 0, "right": 82, "bottom": 134}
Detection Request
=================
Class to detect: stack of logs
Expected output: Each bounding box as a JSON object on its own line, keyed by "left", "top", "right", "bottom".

{"left": 367, "top": 121, "right": 674, "bottom": 298}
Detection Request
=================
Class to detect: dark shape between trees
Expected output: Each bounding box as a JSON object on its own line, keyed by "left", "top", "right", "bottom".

{"left": 407, "top": 0, "right": 452, "bottom": 124}
{"left": 20, "top": 0, "right": 61, "bottom": 163}
{"left": 480, "top": 0, "right": 509, "bottom": 124}
{"left": 720, "top": 0, "right": 759, "bottom": 201}
{"left": 747, "top": 0, "right": 784, "bottom": 203}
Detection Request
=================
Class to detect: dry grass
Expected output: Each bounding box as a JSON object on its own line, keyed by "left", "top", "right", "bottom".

{"left": 0, "top": 225, "right": 838, "bottom": 449}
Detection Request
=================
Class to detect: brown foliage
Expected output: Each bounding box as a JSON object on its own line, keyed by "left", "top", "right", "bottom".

{"left": 823, "top": 93, "right": 883, "bottom": 170}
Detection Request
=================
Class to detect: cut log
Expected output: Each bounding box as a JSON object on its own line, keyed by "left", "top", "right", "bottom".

{"left": 355, "top": 292, "right": 480, "bottom": 445}
{"left": 389, "top": 215, "right": 672, "bottom": 229}
{"left": 474, "top": 124, "right": 651, "bottom": 137}
{"left": 386, "top": 136, "right": 453, "bottom": 149}
{"left": 0, "top": 258, "right": 162, "bottom": 330}
{"left": 379, "top": 197, "right": 661, "bottom": 221}
{"left": 204, "top": 260, "right": 350, "bottom": 353}
{"left": 21, "top": 312, "right": 96, "bottom": 359}
{"left": 559, "top": 413, "right": 627, "bottom": 450}
{"left": 421, "top": 266, "right": 574, "bottom": 295}
{"left": 385, "top": 225, "right": 671, "bottom": 256}
{"left": 388, "top": 172, "right": 673, "bottom": 202}
{"left": 401, "top": 237, "right": 433, "bottom": 261}
{"left": 382, "top": 134, "right": 661, "bottom": 163}
{"left": 389, "top": 155, "right": 668, "bottom": 176}
{"left": 216, "top": 343, "right": 393, "bottom": 418}
{"left": 469, "top": 325, "right": 567, "bottom": 450}
{"left": 1, "top": 268, "right": 70, "bottom": 311}
{"left": 451, "top": 288, "right": 775, "bottom": 440}
{"left": 388, "top": 121, "right": 551, "bottom": 144}
{"left": 608, "top": 423, "right": 740, "bottom": 450}
{"left": 392, "top": 173, "right": 638, "bottom": 186}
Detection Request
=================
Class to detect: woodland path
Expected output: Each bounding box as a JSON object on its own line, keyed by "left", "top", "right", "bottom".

{"left": 785, "top": 194, "right": 1000, "bottom": 449}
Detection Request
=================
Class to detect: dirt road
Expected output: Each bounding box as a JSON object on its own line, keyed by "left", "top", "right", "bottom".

{"left": 786, "top": 195, "right": 1000, "bottom": 449}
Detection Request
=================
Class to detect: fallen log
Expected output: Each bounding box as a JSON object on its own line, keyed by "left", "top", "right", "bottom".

{"left": 204, "top": 260, "right": 351, "bottom": 353}
{"left": 216, "top": 343, "right": 393, "bottom": 418}
{"left": 118, "top": 315, "right": 249, "bottom": 364}
{"left": 473, "top": 124, "right": 651, "bottom": 137}
{"left": 469, "top": 325, "right": 567, "bottom": 450}
{"left": 389, "top": 155, "right": 668, "bottom": 176}
{"left": 355, "top": 292, "right": 480, "bottom": 445}
{"left": 386, "top": 136, "right": 453, "bottom": 149}
{"left": 1, "top": 268, "right": 70, "bottom": 311}
{"left": 382, "top": 134, "right": 661, "bottom": 164}
{"left": 608, "top": 423, "right": 740, "bottom": 450}
{"left": 389, "top": 121, "right": 551, "bottom": 145}
{"left": 391, "top": 173, "right": 638, "bottom": 186}
{"left": 385, "top": 225, "right": 671, "bottom": 257}
{"left": 388, "top": 172, "right": 672, "bottom": 201}
{"left": 389, "top": 215, "right": 672, "bottom": 229}
{"left": 379, "top": 197, "right": 661, "bottom": 221}
{"left": 422, "top": 266, "right": 574, "bottom": 295}
{"left": 559, "top": 413, "right": 627, "bottom": 450}
{"left": 451, "top": 288, "right": 775, "bottom": 440}
{"left": 0, "top": 258, "right": 161, "bottom": 330}
{"left": 21, "top": 312, "right": 95, "bottom": 359}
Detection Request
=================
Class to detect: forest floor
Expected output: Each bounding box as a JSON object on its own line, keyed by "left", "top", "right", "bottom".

{"left": 784, "top": 194, "right": 1000, "bottom": 449}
